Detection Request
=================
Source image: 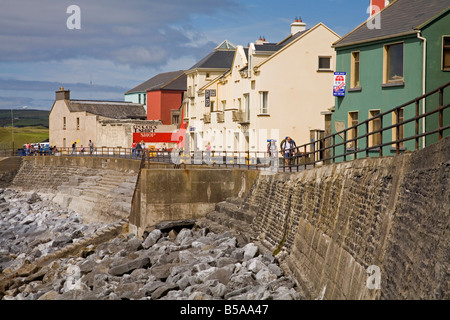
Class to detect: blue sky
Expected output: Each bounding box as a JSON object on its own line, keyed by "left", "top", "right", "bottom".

{"left": 0, "top": 0, "right": 370, "bottom": 110}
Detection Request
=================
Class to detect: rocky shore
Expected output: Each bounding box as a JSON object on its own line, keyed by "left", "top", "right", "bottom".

{"left": 0, "top": 188, "right": 302, "bottom": 300}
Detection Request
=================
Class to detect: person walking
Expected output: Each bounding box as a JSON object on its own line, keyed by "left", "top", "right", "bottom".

{"left": 71, "top": 141, "right": 76, "bottom": 155}
{"left": 281, "top": 136, "right": 296, "bottom": 170}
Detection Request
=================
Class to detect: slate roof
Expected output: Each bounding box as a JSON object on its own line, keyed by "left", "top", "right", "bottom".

{"left": 188, "top": 49, "right": 236, "bottom": 70}
{"left": 69, "top": 100, "right": 147, "bottom": 120}
{"left": 125, "top": 70, "right": 186, "bottom": 94}
{"left": 334, "top": 0, "right": 450, "bottom": 48}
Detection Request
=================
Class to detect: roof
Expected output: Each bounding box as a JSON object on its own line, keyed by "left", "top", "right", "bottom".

{"left": 188, "top": 41, "right": 237, "bottom": 70}
{"left": 334, "top": 0, "right": 450, "bottom": 48}
{"left": 215, "top": 40, "right": 236, "bottom": 50}
{"left": 68, "top": 100, "right": 147, "bottom": 119}
{"left": 277, "top": 29, "right": 308, "bottom": 47}
{"left": 125, "top": 70, "right": 186, "bottom": 94}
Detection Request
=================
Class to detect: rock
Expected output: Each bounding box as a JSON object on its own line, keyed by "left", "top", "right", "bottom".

{"left": 142, "top": 229, "right": 162, "bottom": 249}
{"left": 109, "top": 257, "right": 151, "bottom": 276}
{"left": 26, "top": 192, "right": 41, "bottom": 204}
{"left": 155, "top": 219, "right": 196, "bottom": 233}
{"left": 151, "top": 283, "right": 179, "bottom": 300}
{"left": 141, "top": 280, "right": 166, "bottom": 296}
{"left": 38, "top": 290, "right": 60, "bottom": 300}
{"left": 243, "top": 243, "right": 259, "bottom": 260}
{"left": 51, "top": 235, "right": 73, "bottom": 248}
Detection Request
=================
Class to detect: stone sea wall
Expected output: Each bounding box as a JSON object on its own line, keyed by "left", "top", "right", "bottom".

{"left": 241, "top": 136, "right": 449, "bottom": 300}
{"left": 10, "top": 156, "right": 141, "bottom": 224}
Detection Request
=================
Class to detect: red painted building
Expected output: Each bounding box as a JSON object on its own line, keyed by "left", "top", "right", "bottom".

{"left": 126, "top": 70, "right": 188, "bottom": 150}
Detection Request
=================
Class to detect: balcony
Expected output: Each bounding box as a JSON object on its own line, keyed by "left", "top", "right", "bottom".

{"left": 216, "top": 112, "right": 224, "bottom": 123}
{"left": 238, "top": 111, "right": 250, "bottom": 124}
{"left": 203, "top": 113, "right": 211, "bottom": 124}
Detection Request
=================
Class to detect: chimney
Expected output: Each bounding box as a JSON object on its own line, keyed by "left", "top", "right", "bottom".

{"left": 291, "top": 17, "right": 306, "bottom": 35}
{"left": 255, "top": 35, "right": 268, "bottom": 45}
{"left": 56, "top": 87, "right": 70, "bottom": 100}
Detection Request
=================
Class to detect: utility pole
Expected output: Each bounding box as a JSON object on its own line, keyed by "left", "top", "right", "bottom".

{"left": 11, "top": 108, "right": 14, "bottom": 155}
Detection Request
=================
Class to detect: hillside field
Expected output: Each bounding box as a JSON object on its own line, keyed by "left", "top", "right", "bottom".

{"left": 0, "top": 126, "right": 49, "bottom": 149}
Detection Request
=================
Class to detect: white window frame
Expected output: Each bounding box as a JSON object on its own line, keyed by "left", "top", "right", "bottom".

{"left": 260, "top": 91, "right": 269, "bottom": 114}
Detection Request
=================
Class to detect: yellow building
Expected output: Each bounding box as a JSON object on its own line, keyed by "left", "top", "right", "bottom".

{"left": 185, "top": 20, "right": 340, "bottom": 154}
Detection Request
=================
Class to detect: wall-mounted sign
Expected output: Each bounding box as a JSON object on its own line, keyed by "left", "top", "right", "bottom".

{"left": 333, "top": 72, "right": 346, "bottom": 97}
{"left": 205, "top": 90, "right": 216, "bottom": 107}
{"left": 133, "top": 124, "right": 157, "bottom": 133}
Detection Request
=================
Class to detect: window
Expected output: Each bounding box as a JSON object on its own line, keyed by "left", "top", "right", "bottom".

{"left": 351, "top": 52, "right": 360, "bottom": 88}
{"left": 318, "top": 56, "right": 332, "bottom": 70}
{"left": 221, "top": 100, "right": 226, "bottom": 111}
{"left": 443, "top": 36, "right": 450, "bottom": 71}
{"left": 384, "top": 43, "right": 404, "bottom": 83}
{"left": 348, "top": 112, "right": 359, "bottom": 149}
{"left": 210, "top": 101, "right": 215, "bottom": 112}
{"left": 76, "top": 117, "right": 80, "bottom": 130}
{"left": 369, "top": 110, "right": 381, "bottom": 147}
{"left": 260, "top": 91, "right": 269, "bottom": 114}
{"left": 172, "top": 114, "right": 179, "bottom": 125}
{"left": 63, "top": 117, "right": 66, "bottom": 130}
{"left": 393, "top": 108, "right": 405, "bottom": 148}
{"left": 138, "top": 94, "right": 141, "bottom": 104}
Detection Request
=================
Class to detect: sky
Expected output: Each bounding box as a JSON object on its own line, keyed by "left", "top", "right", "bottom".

{"left": 0, "top": 0, "right": 370, "bottom": 110}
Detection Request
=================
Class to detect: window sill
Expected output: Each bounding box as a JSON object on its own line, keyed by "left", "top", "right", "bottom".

{"left": 382, "top": 81, "right": 404, "bottom": 88}
{"left": 317, "top": 69, "right": 334, "bottom": 73}
{"left": 348, "top": 87, "right": 362, "bottom": 92}
{"left": 257, "top": 114, "right": 270, "bottom": 117}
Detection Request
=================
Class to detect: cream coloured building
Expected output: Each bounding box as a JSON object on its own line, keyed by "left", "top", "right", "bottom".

{"left": 184, "top": 20, "right": 340, "bottom": 154}
{"left": 49, "top": 88, "right": 167, "bottom": 150}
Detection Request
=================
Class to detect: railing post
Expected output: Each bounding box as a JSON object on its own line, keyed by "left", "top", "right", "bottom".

{"left": 379, "top": 114, "right": 383, "bottom": 158}
{"left": 343, "top": 130, "right": 347, "bottom": 162}
{"left": 439, "top": 88, "right": 444, "bottom": 141}
{"left": 415, "top": 99, "right": 420, "bottom": 150}
{"left": 396, "top": 107, "right": 400, "bottom": 155}
{"left": 332, "top": 135, "right": 336, "bottom": 163}
{"left": 365, "top": 121, "right": 369, "bottom": 158}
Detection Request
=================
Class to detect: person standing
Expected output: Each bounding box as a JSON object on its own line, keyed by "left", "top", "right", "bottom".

{"left": 88, "top": 140, "right": 94, "bottom": 155}
{"left": 71, "top": 141, "right": 76, "bottom": 155}
{"left": 132, "top": 140, "right": 137, "bottom": 157}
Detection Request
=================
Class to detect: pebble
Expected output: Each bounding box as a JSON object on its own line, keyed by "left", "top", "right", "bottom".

{"left": 0, "top": 188, "right": 302, "bottom": 300}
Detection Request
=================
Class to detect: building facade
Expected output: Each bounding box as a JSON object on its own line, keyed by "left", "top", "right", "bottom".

{"left": 330, "top": 0, "right": 450, "bottom": 160}
{"left": 125, "top": 70, "right": 186, "bottom": 119}
{"left": 184, "top": 21, "right": 340, "bottom": 155}
{"left": 49, "top": 88, "right": 172, "bottom": 150}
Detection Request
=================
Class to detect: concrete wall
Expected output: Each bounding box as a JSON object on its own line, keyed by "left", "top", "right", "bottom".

{"left": 129, "top": 169, "right": 260, "bottom": 237}
{"left": 0, "top": 157, "right": 22, "bottom": 188}
{"left": 10, "top": 156, "right": 141, "bottom": 224}
{"left": 243, "top": 136, "right": 449, "bottom": 300}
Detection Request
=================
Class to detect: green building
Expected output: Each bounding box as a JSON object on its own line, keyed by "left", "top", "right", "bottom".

{"left": 330, "top": 0, "right": 450, "bottom": 161}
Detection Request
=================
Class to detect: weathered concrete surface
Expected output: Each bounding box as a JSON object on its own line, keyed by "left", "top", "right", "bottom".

{"left": 9, "top": 156, "right": 141, "bottom": 224}
{"left": 0, "top": 157, "right": 22, "bottom": 188}
{"left": 130, "top": 169, "right": 259, "bottom": 237}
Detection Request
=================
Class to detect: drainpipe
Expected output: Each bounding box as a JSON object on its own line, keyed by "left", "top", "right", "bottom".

{"left": 417, "top": 31, "right": 426, "bottom": 149}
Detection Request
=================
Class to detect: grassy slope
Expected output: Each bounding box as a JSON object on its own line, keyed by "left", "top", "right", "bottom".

{"left": 0, "top": 126, "right": 49, "bottom": 149}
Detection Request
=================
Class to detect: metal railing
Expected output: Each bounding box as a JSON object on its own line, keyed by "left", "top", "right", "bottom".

{"left": 3, "top": 82, "right": 448, "bottom": 173}
{"left": 282, "top": 81, "right": 450, "bottom": 172}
